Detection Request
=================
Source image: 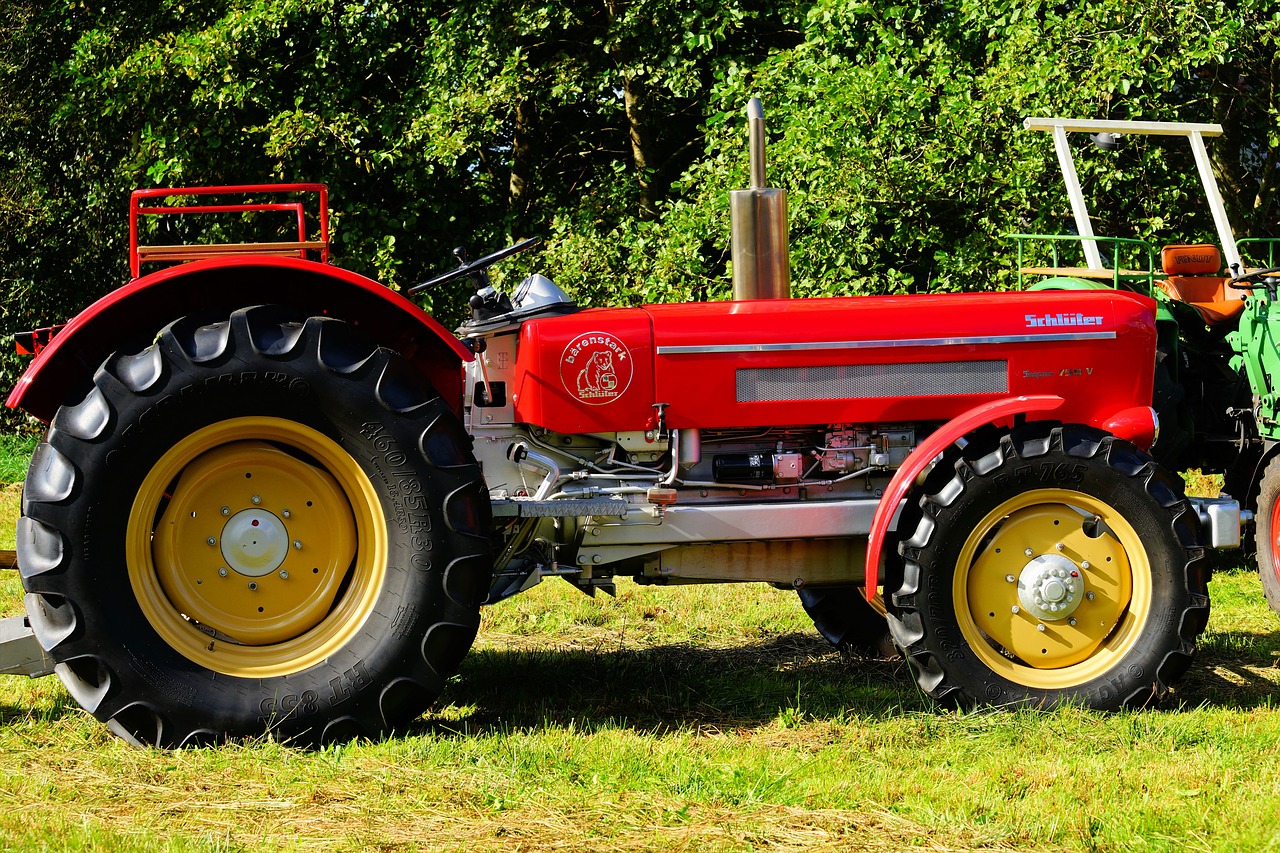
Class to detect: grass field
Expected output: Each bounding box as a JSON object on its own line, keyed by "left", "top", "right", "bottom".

{"left": 1, "top": 446, "right": 1279, "bottom": 851}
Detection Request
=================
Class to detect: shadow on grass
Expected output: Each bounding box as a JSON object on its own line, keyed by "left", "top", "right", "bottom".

{"left": 420, "top": 624, "right": 1280, "bottom": 738}
{"left": 1176, "top": 625, "right": 1280, "bottom": 708}
{"left": 0, "top": 690, "right": 82, "bottom": 727}
{"left": 420, "top": 632, "right": 925, "bottom": 737}
{"left": 2, "top": 626, "right": 1276, "bottom": 740}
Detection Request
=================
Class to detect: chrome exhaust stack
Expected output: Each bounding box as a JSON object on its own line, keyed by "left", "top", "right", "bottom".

{"left": 730, "top": 98, "right": 790, "bottom": 300}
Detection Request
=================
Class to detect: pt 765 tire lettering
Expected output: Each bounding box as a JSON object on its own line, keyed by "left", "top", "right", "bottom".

{"left": 887, "top": 424, "right": 1206, "bottom": 711}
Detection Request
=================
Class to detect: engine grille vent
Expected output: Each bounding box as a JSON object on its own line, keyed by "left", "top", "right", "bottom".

{"left": 736, "top": 360, "right": 1008, "bottom": 403}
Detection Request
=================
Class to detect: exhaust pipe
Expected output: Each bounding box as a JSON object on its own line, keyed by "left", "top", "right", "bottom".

{"left": 730, "top": 98, "right": 790, "bottom": 300}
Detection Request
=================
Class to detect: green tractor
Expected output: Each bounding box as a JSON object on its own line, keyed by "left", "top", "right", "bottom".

{"left": 1012, "top": 117, "right": 1280, "bottom": 614}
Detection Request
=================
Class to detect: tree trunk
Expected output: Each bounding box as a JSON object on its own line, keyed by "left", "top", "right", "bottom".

{"left": 1211, "top": 51, "right": 1279, "bottom": 238}
{"left": 623, "top": 72, "right": 660, "bottom": 220}
{"left": 509, "top": 97, "right": 538, "bottom": 221}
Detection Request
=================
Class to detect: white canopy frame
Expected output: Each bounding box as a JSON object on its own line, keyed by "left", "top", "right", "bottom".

{"left": 1024, "top": 117, "right": 1241, "bottom": 275}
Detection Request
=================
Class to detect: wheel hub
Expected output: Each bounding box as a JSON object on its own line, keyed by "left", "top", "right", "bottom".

{"left": 150, "top": 439, "right": 357, "bottom": 646}
{"left": 960, "top": 495, "right": 1137, "bottom": 673}
{"left": 1017, "top": 554, "right": 1084, "bottom": 621}
{"left": 221, "top": 509, "right": 290, "bottom": 577}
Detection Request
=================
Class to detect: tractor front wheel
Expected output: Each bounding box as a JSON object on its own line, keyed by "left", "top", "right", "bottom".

{"left": 1251, "top": 456, "right": 1280, "bottom": 617}
{"left": 18, "top": 307, "right": 492, "bottom": 746}
{"left": 887, "top": 424, "right": 1207, "bottom": 710}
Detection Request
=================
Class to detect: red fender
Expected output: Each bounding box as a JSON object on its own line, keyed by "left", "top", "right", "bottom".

{"left": 7, "top": 256, "right": 472, "bottom": 421}
{"left": 864, "top": 394, "right": 1066, "bottom": 600}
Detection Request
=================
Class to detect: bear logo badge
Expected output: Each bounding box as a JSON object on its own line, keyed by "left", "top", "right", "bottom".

{"left": 560, "top": 332, "right": 633, "bottom": 405}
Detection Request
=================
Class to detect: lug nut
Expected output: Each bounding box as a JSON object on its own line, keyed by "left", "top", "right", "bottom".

{"left": 248, "top": 582, "right": 258, "bottom": 591}
{"left": 1006, "top": 574, "right": 1016, "bottom": 583}
{"left": 251, "top": 495, "right": 262, "bottom": 505}
{"left": 1068, "top": 617, "right": 1077, "bottom": 626}
{"left": 221, "top": 506, "right": 231, "bottom": 516}
{"left": 1011, "top": 605, "right": 1021, "bottom": 614}
{"left": 1055, "top": 543, "right": 1065, "bottom": 552}
{"left": 279, "top": 570, "right": 289, "bottom": 579}
{"left": 282, "top": 509, "right": 292, "bottom": 519}
{"left": 1037, "top": 623, "right": 1047, "bottom": 632}
{"left": 1024, "top": 548, "right": 1034, "bottom": 557}
{"left": 1086, "top": 591, "right": 1096, "bottom": 601}
{"left": 218, "top": 568, "right": 228, "bottom": 577}
{"left": 293, "top": 540, "right": 303, "bottom": 550}
{"left": 207, "top": 537, "right": 217, "bottom": 546}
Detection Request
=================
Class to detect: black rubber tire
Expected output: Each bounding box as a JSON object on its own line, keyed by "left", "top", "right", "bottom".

{"left": 887, "top": 423, "right": 1208, "bottom": 710}
{"left": 17, "top": 306, "right": 492, "bottom": 747}
{"left": 1150, "top": 346, "right": 1191, "bottom": 471}
{"left": 796, "top": 585, "right": 895, "bottom": 658}
{"left": 1251, "top": 455, "right": 1280, "bottom": 618}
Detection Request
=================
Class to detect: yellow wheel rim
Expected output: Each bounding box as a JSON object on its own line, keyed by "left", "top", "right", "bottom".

{"left": 127, "top": 417, "right": 387, "bottom": 678}
{"left": 953, "top": 488, "right": 1152, "bottom": 689}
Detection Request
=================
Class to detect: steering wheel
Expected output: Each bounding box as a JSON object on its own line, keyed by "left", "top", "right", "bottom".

{"left": 1231, "top": 265, "right": 1280, "bottom": 290}
{"left": 408, "top": 237, "right": 541, "bottom": 295}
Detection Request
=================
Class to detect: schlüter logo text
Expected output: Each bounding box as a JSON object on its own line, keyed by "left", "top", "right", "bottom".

{"left": 560, "top": 331, "right": 634, "bottom": 405}
{"left": 1025, "top": 313, "right": 1105, "bottom": 328}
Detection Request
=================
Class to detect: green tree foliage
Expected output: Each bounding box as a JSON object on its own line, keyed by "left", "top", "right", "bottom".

{"left": 2, "top": 0, "right": 1278, "bottom": 430}
{"left": 679, "top": 0, "right": 1280, "bottom": 297}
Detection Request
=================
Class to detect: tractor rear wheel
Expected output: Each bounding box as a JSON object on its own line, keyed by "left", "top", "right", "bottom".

{"left": 887, "top": 424, "right": 1207, "bottom": 710}
{"left": 17, "top": 306, "right": 491, "bottom": 746}
{"left": 797, "top": 585, "right": 895, "bottom": 658}
{"left": 1251, "top": 456, "right": 1280, "bottom": 617}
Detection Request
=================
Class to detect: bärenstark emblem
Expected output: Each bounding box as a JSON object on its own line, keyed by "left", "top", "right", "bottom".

{"left": 560, "top": 331, "right": 633, "bottom": 405}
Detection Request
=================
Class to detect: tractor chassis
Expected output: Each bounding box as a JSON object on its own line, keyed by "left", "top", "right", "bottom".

{"left": 0, "top": 485, "right": 1245, "bottom": 680}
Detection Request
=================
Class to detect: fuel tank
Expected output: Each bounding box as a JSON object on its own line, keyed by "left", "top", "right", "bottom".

{"left": 510, "top": 290, "right": 1156, "bottom": 435}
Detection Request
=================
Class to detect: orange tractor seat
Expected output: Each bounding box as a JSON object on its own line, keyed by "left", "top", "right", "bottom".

{"left": 1155, "top": 244, "right": 1246, "bottom": 327}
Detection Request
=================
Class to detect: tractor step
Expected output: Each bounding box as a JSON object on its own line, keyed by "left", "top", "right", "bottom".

{"left": 491, "top": 498, "right": 629, "bottom": 518}
{"left": 0, "top": 616, "right": 54, "bottom": 678}
{"left": 1, "top": 551, "right": 56, "bottom": 677}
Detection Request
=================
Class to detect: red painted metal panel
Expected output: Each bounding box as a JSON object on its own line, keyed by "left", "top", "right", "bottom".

{"left": 509, "top": 289, "right": 1155, "bottom": 440}
{"left": 645, "top": 290, "right": 1154, "bottom": 431}
{"left": 511, "top": 309, "right": 656, "bottom": 434}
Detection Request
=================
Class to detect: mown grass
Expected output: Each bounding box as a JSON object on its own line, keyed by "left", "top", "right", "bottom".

{"left": 0, "top": 433, "right": 37, "bottom": 486}
{"left": 0, "top": 434, "right": 24, "bottom": 616}
{"left": 1, "top": 446, "right": 1279, "bottom": 851}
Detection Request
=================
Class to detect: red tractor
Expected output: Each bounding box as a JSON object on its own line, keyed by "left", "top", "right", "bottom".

{"left": 1, "top": 103, "right": 1239, "bottom": 746}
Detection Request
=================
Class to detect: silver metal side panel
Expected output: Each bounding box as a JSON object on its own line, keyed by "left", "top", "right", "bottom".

{"left": 581, "top": 498, "right": 884, "bottom": 546}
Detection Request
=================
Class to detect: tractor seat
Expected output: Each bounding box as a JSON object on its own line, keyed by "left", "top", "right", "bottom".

{"left": 1155, "top": 244, "right": 1246, "bottom": 327}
